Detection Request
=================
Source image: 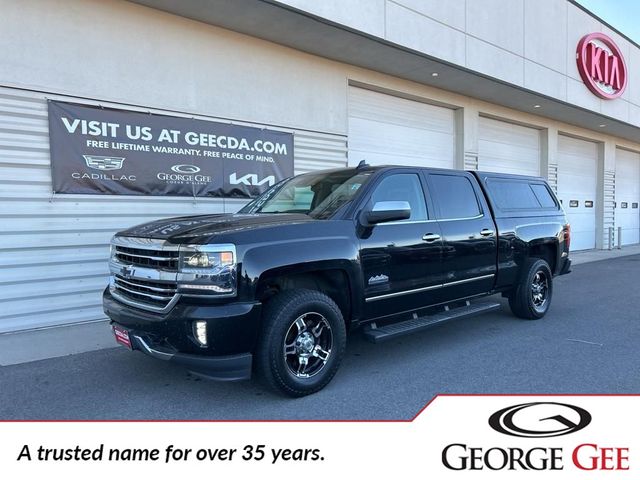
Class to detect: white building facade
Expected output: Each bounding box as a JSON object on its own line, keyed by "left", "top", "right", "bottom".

{"left": 0, "top": 0, "right": 639, "bottom": 332}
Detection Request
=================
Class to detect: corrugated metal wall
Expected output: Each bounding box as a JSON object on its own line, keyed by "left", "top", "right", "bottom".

{"left": 0, "top": 86, "right": 347, "bottom": 333}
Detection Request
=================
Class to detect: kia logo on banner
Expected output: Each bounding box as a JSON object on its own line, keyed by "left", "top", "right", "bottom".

{"left": 488, "top": 402, "right": 592, "bottom": 438}
{"left": 576, "top": 32, "right": 628, "bottom": 99}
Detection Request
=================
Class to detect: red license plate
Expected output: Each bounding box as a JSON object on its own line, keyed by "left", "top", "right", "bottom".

{"left": 113, "top": 325, "right": 133, "bottom": 350}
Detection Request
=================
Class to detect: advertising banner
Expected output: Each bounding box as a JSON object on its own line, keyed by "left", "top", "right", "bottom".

{"left": 1, "top": 396, "right": 638, "bottom": 479}
{"left": 47, "top": 101, "right": 294, "bottom": 197}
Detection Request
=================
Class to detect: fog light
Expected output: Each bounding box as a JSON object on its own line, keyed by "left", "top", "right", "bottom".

{"left": 194, "top": 321, "right": 208, "bottom": 347}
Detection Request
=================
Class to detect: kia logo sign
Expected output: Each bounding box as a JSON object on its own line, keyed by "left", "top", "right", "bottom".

{"left": 171, "top": 164, "right": 201, "bottom": 174}
{"left": 576, "top": 33, "right": 627, "bottom": 99}
{"left": 489, "top": 402, "right": 592, "bottom": 438}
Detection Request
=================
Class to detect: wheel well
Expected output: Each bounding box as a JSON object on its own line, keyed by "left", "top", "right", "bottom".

{"left": 256, "top": 270, "right": 352, "bottom": 325}
{"left": 529, "top": 243, "right": 557, "bottom": 273}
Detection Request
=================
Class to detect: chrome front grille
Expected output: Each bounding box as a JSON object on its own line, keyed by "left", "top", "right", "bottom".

{"left": 113, "top": 245, "right": 179, "bottom": 271}
{"left": 109, "top": 236, "right": 180, "bottom": 312}
{"left": 112, "top": 275, "right": 177, "bottom": 310}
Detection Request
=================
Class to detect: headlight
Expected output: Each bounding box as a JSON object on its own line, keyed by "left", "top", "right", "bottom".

{"left": 177, "top": 244, "right": 237, "bottom": 296}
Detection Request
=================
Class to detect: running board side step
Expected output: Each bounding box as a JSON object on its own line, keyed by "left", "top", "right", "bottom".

{"left": 362, "top": 300, "right": 501, "bottom": 343}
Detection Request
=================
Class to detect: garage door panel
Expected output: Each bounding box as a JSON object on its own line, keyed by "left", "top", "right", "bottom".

{"left": 349, "top": 87, "right": 454, "bottom": 134}
{"left": 349, "top": 118, "right": 454, "bottom": 168}
{"left": 559, "top": 135, "right": 599, "bottom": 158}
{"left": 348, "top": 87, "right": 456, "bottom": 169}
{"left": 557, "top": 135, "right": 598, "bottom": 251}
{"left": 349, "top": 118, "right": 454, "bottom": 156}
{"left": 557, "top": 175, "right": 597, "bottom": 195}
{"left": 478, "top": 117, "right": 540, "bottom": 176}
{"left": 616, "top": 151, "right": 640, "bottom": 194}
{"left": 557, "top": 146, "right": 598, "bottom": 193}
{"left": 616, "top": 149, "right": 640, "bottom": 245}
{"left": 479, "top": 118, "right": 541, "bottom": 149}
{"left": 566, "top": 210, "right": 597, "bottom": 250}
{"left": 478, "top": 140, "right": 541, "bottom": 175}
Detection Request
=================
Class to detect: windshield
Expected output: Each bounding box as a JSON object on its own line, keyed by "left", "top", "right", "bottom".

{"left": 239, "top": 170, "right": 373, "bottom": 219}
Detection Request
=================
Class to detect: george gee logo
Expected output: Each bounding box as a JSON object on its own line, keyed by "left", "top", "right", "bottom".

{"left": 488, "top": 402, "right": 592, "bottom": 438}
{"left": 441, "top": 400, "right": 631, "bottom": 472}
{"left": 170, "top": 164, "right": 201, "bottom": 174}
{"left": 157, "top": 165, "right": 211, "bottom": 186}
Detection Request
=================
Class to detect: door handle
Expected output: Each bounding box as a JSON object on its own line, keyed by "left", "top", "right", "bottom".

{"left": 480, "top": 229, "right": 495, "bottom": 237}
{"left": 422, "top": 233, "right": 441, "bottom": 242}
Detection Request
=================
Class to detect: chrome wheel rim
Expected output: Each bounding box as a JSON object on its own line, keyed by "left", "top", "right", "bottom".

{"left": 283, "top": 312, "right": 333, "bottom": 379}
{"left": 531, "top": 271, "right": 549, "bottom": 309}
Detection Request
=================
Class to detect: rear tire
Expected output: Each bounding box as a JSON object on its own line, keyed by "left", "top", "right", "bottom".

{"left": 508, "top": 258, "right": 553, "bottom": 320}
{"left": 256, "top": 289, "right": 346, "bottom": 397}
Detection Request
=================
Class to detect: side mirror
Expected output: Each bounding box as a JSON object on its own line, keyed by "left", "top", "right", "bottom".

{"left": 363, "top": 201, "right": 411, "bottom": 226}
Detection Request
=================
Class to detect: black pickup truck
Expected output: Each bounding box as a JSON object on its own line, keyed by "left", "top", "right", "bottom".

{"left": 103, "top": 164, "right": 571, "bottom": 396}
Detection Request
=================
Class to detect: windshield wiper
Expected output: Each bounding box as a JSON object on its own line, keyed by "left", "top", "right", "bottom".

{"left": 259, "top": 210, "right": 309, "bottom": 215}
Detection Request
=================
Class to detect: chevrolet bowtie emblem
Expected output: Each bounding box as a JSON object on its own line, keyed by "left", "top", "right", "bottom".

{"left": 120, "top": 265, "right": 134, "bottom": 278}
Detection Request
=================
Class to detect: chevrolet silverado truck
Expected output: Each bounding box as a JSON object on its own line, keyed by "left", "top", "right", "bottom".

{"left": 103, "top": 164, "right": 571, "bottom": 396}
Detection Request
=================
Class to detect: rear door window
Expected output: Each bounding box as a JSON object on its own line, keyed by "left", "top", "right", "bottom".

{"left": 429, "top": 174, "right": 482, "bottom": 219}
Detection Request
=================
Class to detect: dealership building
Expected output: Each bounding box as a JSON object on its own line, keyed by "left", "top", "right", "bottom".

{"left": 1, "top": 0, "right": 640, "bottom": 333}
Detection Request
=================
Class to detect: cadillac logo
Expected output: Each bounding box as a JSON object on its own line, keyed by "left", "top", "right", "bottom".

{"left": 83, "top": 155, "right": 126, "bottom": 171}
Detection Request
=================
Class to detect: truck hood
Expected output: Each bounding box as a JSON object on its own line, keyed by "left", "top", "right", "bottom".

{"left": 117, "top": 213, "right": 315, "bottom": 241}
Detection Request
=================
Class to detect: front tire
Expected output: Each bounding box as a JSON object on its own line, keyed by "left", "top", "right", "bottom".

{"left": 256, "top": 289, "right": 346, "bottom": 397}
{"left": 508, "top": 258, "right": 553, "bottom": 320}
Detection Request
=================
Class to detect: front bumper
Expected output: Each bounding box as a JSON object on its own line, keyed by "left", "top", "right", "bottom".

{"left": 103, "top": 288, "right": 261, "bottom": 381}
{"left": 116, "top": 326, "right": 252, "bottom": 381}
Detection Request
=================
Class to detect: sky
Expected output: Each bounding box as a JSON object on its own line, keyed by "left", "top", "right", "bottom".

{"left": 575, "top": 0, "right": 640, "bottom": 43}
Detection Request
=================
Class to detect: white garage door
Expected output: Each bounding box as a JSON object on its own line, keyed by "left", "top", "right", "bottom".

{"left": 348, "top": 87, "right": 455, "bottom": 168}
{"left": 557, "top": 135, "right": 598, "bottom": 251}
{"left": 616, "top": 149, "right": 640, "bottom": 245}
{"left": 478, "top": 117, "right": 540, "bottom": 176}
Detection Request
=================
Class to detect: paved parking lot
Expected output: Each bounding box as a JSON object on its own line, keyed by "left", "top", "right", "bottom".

{"left": 0, "top": 255, "right": 638, "bottom": 420}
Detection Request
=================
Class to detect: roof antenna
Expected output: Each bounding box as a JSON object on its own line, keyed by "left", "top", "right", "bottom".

{"left": 357, "top": 159, "right": 369, "bottom": 170}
